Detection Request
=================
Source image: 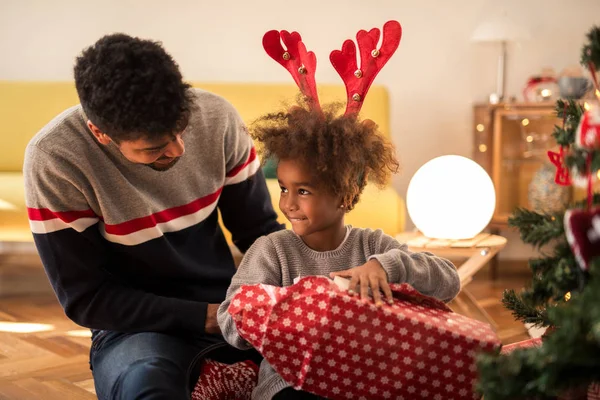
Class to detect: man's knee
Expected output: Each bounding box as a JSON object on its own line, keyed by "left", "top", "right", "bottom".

{"left": 112, "top": 357, "right": 189, "bottom": 400}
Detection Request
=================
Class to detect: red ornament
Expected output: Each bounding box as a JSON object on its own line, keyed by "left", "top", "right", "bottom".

{"left": 548, "top": 149, "right": 572, "bottom": 186}
{"left": 564, "top": 207, "right": 600, "bottom": 271}
{"left": 575, "top": 108, "right": 600, "bottom": 150}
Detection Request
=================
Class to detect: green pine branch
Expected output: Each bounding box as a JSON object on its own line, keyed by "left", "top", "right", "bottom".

{"left": 502, "top": 289, "right": 550, "bottom": 327}
{"left": 478, "top": 259, "right": 600, "bottom": 400}
{"left": 551, "top": 125, "right": 573, "bottom": 147}
{"left": 581, "top": 26, "right": 600, "bottom": 68}
{"left": 508, "top": 209, "right": 564, "bottom": 248}
{"left": 555, "top": 99, "right": 585, "bottom": 126}
{"left": 566, "top": 149, "right": 600, "bottom": 177}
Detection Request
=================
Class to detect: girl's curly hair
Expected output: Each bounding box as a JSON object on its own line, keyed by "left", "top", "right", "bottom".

{"left": 250, "top": 101, "right": 400, "bottom": 211}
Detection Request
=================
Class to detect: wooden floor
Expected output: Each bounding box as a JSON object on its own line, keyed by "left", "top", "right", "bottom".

{"left": 0, "top": 251, "right": 532, "bottom": 400}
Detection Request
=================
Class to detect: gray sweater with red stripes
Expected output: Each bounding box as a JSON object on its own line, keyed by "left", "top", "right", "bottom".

{"left": 23, "top": 89, "right": 283, "bottom": 340}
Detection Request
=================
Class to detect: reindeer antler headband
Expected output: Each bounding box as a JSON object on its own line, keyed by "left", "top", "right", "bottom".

{"left": 262, "top": 20, "right": 402, "bottom": 115}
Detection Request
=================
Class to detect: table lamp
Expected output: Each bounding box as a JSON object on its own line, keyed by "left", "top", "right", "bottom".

{"left": 471, "top": 13, "right": 529, "bottom": 103}
{"left": 406, "top": 155, "right": 496, "bottom": 240}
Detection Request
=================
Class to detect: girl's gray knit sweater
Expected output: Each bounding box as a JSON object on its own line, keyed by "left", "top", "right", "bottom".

{"left": 218, "top": 227, "right": 460, "bottom": 399}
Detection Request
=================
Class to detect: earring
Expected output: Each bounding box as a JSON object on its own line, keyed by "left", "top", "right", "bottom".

{"left": 339, "top": 204, "right": 345, "bottom": 208}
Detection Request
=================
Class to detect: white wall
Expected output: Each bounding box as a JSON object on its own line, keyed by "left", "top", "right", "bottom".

{"left": 2, "top": 0, "right": 599, "bottom": 258}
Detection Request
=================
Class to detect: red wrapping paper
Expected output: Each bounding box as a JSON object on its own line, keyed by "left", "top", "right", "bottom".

{"left": 229, "top": 276, "right": 500, "bottom": 399}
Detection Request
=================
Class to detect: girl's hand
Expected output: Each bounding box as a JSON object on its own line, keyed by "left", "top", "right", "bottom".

{"left": 329, "top": 259, "right": 394, "bottom": 306}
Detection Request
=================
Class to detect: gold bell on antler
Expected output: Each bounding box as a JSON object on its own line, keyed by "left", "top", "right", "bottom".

{"left": 352, "top": 93, "right": 362, "bottom": 102}
{"left": 354, "top": 70, "right": 363, "bottom": 78}
{"left": 282, "top": 52, "right": 290, "bottom": 60}
{"left": 371, "top": 49, "right": 380, "bottom": 58}
{"left": 298, "top": 65, "right": 307, "bottom": 74}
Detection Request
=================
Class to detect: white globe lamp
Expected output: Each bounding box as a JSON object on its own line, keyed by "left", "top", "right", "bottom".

{"left": 406, "top": 155, "right": 496, "bottom": 240}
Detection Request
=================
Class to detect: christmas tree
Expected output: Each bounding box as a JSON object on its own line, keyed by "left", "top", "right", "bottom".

{"left": 477, "top": 27, "right": 600, "bottom": 399}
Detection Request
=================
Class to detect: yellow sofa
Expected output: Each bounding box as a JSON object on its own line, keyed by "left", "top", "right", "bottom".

{"left": 0, "top": 81, "right": 405, "bottom": 245}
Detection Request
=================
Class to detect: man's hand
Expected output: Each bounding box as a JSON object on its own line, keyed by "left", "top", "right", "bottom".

{"left": 205, "top": 303, "right": 221, "bottom": 334}
{"left": 329, "top": 259, "right": 394, "bottom": 306}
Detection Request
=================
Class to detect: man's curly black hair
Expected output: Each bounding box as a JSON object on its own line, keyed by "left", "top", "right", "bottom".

{"left": 74, "top": 33, "right": 194, "bottom": 142}
{"left": 251, "top": 102, "right": 400, "bottom": 211}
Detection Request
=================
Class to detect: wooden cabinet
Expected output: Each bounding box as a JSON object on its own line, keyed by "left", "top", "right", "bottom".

{"left": 473, "top": 102, "right": 564, "bottom": 228}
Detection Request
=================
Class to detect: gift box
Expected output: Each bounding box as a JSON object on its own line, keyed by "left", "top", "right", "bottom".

{"left": 500, "top": 337, "right": 542, "bottom": 354}
{"left": 229, "top": 276, "right": 500, "bottom": 399}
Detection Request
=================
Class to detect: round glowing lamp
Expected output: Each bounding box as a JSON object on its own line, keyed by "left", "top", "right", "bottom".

{"left": 406, "top": 155, "right": 496, "bottom": 240}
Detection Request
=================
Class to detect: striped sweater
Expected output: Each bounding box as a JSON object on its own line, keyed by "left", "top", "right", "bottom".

{"left": 23, "top": 89, "right": 283, "bottom": 340}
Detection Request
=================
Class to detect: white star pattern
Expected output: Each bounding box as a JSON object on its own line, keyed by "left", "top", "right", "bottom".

{"left": 227, "top": 276, "right": 500, "bottom": 400}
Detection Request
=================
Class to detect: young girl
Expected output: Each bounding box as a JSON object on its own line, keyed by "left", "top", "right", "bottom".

{"left": 217, "top": 20, "right": 460, "bottom": 399}
{"left": 217, "top": 103, "right": 461, "bottom": 400}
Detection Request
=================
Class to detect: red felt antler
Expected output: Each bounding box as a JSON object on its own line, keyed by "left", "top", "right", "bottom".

{"left": 330, "top": 20, "right": 402, "bottom": 115}
{"left": 263, "top": 30, "right": 320, "bottom": 110}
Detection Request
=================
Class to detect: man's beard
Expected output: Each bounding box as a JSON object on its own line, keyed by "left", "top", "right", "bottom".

{"left": 146, "top": 156, "right": 181, "bottom": 171}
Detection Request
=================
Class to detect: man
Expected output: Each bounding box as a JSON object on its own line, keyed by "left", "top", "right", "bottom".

{"left": 23, "top": 33, "right": 283, "bottom": 399}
